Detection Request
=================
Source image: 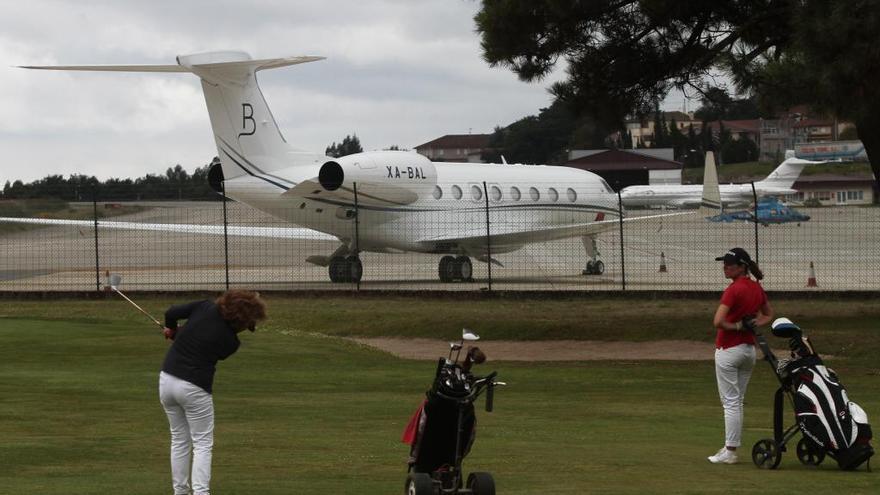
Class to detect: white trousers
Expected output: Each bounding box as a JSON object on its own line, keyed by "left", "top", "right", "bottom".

{"left": 159, "top": 371, "right": 214, "bottom": 495}
{"left": 714, "top": 344, "right": 756, "bottom": 448}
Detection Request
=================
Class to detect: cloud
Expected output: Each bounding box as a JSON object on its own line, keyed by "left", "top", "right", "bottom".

{"left": 0, "top": 0, "right": 561, "bottom": 183}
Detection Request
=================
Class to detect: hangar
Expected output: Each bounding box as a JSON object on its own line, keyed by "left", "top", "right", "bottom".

{"left": 563, "top": 149, "right": 683, "bottom": 191}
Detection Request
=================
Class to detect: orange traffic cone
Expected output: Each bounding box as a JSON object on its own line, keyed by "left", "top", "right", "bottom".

{"left": 658, "top": 252, "right": 668, "bottom": 273}
{"left": 806, "top": 261, "right": 818, "bottom": 287}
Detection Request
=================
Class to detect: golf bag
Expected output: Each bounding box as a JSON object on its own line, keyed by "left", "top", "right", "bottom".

{"left": 753, "top": 317, "right": 873, "bottom": 470}
{"left": 405, "top": 358, "right": 479, "bottom": 473}
{"left": 402, "top": 334, "right": 502, "bottom": 495}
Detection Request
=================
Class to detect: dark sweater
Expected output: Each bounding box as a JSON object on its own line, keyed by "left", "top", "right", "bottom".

{"left": 161, "top": 300, "right": 240, "bottom": 394}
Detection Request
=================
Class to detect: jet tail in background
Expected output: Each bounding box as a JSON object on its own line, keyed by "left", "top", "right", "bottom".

{"left": 755, "top": 150, "right": 832, "bottom": 191}
{"left": 699, "top": 152, "right": 722, "bottom": 217}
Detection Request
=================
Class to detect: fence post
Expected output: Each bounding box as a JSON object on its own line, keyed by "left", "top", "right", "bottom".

{"left": 93, "top": 187, "right": 100, "bottom": 292}
{"left": 483, "top": 181, "right": 492, "bottom": 291}
{"left": 221, "top": 179, "right": 230, "bottom": 290}
{"left": 751, "top": 181, "right": 759, "bottom": 264}
{"left": 617, "top": 190, "right": 626, "bottom": 291}
{"left": 353, "top": 182, "right": 361, "bottom": 291}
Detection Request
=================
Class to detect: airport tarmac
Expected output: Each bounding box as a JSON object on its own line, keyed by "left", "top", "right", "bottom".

{"left": 1, "top": 201, "right": 878, "bottom": 291}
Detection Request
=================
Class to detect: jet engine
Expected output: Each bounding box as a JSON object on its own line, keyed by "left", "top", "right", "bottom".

{"left": 318, "top": 151, "right": 436, "bottom": 205}
{"left": 208, "top": 159, "right": 225, "bottom": 193}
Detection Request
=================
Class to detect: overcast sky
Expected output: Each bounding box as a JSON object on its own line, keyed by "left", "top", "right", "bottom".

{"left": 1, "top": 0, "right": 687, "bottom": 184}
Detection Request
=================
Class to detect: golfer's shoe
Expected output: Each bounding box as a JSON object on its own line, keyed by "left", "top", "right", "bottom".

{"left": 708, "top": 447, "right": 738, "bottom": 464}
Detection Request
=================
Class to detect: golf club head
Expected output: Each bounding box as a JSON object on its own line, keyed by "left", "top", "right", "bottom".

{"left": 109, "top": 273, "right": 122, "bottom": 290}
{"left": 462, "top": 328, "right": 480, "bottom": 342}
{"left": 447, "top": 342, "right": 462, "bottom": 362}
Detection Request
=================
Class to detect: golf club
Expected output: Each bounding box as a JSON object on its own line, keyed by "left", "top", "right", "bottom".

{"left": 107, "top": 274, "right": 163, "bottom": 329}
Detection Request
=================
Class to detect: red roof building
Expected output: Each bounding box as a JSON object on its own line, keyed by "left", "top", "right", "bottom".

{"left": 564, "top": 149, "right": 683, "bottom": 190}
{"left": 415, "top": 134, "right": 492, "bottom": 162}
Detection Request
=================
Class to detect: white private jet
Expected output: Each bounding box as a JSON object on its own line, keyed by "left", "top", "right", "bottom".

{"left": 6, "top": 51, "right": 720, "bottom": 283}
{"left": 620, "top": 151, "right": 829, "bottom": 208}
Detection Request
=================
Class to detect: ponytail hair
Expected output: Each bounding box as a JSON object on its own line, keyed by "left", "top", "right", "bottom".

{"left": 747, "top": 260, "right": 764, "bottom": 280}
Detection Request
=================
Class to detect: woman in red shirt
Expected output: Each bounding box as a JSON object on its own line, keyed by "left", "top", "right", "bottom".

{"left": 707, "top": 247, "right": 774, "bottom": 465}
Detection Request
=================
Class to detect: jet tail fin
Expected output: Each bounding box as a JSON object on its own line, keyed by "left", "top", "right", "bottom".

{"left": 756, "top": 150, "right": 829, "bottom": 190}
{"left": 21, "top": 51, "right": 326, "bottom": 181}
{"left": 699, "top": 151, "right": 723, "bottom": 217}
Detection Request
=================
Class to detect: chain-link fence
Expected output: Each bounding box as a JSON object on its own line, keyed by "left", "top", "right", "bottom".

{"left": 1, "top": 181, "right": 878, "bottom": 292}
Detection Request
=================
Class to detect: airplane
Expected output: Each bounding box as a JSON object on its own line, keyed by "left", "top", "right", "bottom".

{"left": 3, "top": 51, "right": 720, "bottom": 284}
{"left": 620, "top": 151, "right": 830, "bottom": 208}
{"left": 707, "top": 196, "right": 811, "bottom": 226}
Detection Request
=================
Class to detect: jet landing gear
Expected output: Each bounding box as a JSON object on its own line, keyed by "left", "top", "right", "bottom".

{"left": 583, "top": 259, "right": 605, "bottom": 275}
{"left": 581, "top": 235, "right": 605, "bottom": 275}
{"left": 329, "top": 255, "right": 363, "bottom": 283}
{"left": 438, "top": 255, "right": 473, "bottom": 283}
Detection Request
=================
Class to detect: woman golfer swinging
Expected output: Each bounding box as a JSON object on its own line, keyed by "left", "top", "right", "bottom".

{"left": 708, "top": 248, "right": 773, "bottom": 465}
{"left": 158, "top": 290, "right": 266, "bottom": 495}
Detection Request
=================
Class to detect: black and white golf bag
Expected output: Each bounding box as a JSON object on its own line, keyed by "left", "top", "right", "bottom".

{"left": 769, "top": 318, "right": 874, "bottom": 470}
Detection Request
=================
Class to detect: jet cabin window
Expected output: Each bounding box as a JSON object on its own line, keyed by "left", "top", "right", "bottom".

{"left": 529, "top": 187, "right": 540, "bottom": 201}
{"left": 548, "top": 188, "right": 559, "bottom": 202}
{"left": 451, "top": 185, "right": 463, "bottom": 200}
{"left": 490, "top": 185, "right": 502, "bottom": 202}
{"left": 471, "top": 185, "right": 483, "bottom": 201}
{"left": 433, "top": 186, "right": 443, "bottom": 200}
{"left": 510, "top": 186, "right": 522, "bottom": 201}
{"left": 567, "top": 188, "right": 577, "bottom": 202}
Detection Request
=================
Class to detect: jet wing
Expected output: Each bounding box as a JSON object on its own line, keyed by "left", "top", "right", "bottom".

{"left": 416, "top": 211, "right": 689, "bottom": 248}
{"left": 0, "top": 217, "right": 337, "bottom": 240}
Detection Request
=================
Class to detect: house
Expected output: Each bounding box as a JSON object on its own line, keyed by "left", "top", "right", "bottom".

{"left": 564, "top": 149, "right": 683, "bottom": 190}
{"left": 789, "top": 174, "right": 875, "bottom": 205}
{"left": 414, "top": 134, "right": 492, "bottom": 163}
{"left": 702, "top": 119, "right": 761, "bottom": 143}
{"left": 623, "top": 111, "right": 701, "bottom": 148}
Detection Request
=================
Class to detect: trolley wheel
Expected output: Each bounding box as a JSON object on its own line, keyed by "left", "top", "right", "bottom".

{"left": 796, "top": 437, "right": 826, "bottom": 466}
{"left": 752, "top": 439, "right": 783, "bottom": 469}
{"left": 404, "top": 472, "right": 434, "bottom": 495}
{"left": 466, "top": 472, "right": 495, "bottom": 495}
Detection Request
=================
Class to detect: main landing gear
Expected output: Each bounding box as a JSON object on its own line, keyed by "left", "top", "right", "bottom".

{"left": 329, "top": 255, "right": 363, "bottom": 283}
{"left": 438, "top": 255, "right": 473, "bottom": 283}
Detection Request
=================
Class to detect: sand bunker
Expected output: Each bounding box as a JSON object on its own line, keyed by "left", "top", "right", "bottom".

{"left": 348, "top": 338, "right": 751, "bottom": 361}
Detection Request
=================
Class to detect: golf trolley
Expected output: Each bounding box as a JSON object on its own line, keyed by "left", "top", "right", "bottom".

{"left": 751, "top": 318, "right": 873, "bottom": 471}
{"left": 402, "top": 329, "right": 505, "bottom": 495}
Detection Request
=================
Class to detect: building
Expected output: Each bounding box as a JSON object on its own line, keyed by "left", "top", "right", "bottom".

{"left": 789, "top": 174, "right": 875, "bottom": 205}
{"left": 564, "top": 149, "right": 683, "bottom": 190}
{"left": 795, "top": 140, "right": 867, "bottom": 161}
{"left": 703, "top": 119, "right": 761, "bottom": 143}
{"left": 759, "top": 109, "right": 855, "bottom": 161}
{"left": 623, "top": 111, "right": 700, "bottom": 148}
{"left": 414, "top": 134, "right": 492, "bottom": 162}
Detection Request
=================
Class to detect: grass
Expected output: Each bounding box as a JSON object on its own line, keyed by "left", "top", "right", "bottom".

{"left": 1, "top": 296, "right": 878, "bottom": 494}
